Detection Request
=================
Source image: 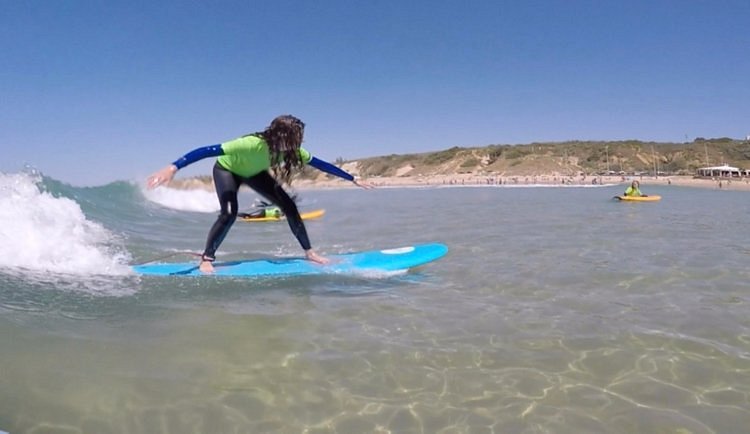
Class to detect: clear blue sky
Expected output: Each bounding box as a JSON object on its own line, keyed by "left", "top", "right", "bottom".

{"left": 1, "top": 0, "right": 748, "bottom": 186}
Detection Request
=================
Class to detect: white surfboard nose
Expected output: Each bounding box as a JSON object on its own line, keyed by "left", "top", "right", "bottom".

{"left": 380, "top": 246, "right": 415, "bottom": 254}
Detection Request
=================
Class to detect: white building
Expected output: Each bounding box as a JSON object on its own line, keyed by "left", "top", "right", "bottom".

{"left": 695, "top": 164, "right": 749, "bottom": 178}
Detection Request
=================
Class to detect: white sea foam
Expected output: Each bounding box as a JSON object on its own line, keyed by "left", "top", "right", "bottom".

{"left": 0, "top": 172, "right": 130, "bottom": 275}
{"left": 141, "top": 184, "right": 220, "bottom": 212}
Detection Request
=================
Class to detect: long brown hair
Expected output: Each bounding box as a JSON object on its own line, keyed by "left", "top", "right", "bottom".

{"left": 251, "top": 115, "right": 306, "bottom": 185}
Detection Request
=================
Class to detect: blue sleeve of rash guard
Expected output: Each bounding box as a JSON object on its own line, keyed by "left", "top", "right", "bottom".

{"left": 172, "top": 144, "right": 224, "bottom": 169}
{"left": 308, "top": 156, "right": 355, "bottom": 181}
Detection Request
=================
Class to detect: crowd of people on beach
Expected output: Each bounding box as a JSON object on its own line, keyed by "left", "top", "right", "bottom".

{"left": 295, "top": 172, "right": 750, "bottom": 191}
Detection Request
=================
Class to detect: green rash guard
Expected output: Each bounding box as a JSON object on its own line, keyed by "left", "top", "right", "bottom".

{"left": 264, "top": 207, "right": 282, "bottom": 218}
{"left": 624, "top": 186, "right": 642, "bottom": 197}
{"left": 217, "top": 135, "right": 312, "bottom": 177}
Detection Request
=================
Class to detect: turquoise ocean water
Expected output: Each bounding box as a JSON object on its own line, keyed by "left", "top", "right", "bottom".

{"left": 1, "top": 170, "right": 749, "bottom": 433}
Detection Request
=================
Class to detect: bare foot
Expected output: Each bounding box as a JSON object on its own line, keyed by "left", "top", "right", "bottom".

{"left": 305, "top": 249, "right": 330, "bottom": 265}
{"left": 199, "top": 260, "right": 215, "bottom": 273}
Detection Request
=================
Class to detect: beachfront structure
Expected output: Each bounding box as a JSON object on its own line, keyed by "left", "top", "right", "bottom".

{"left": 695, "top": 164, "right": 749, "bottom": 178}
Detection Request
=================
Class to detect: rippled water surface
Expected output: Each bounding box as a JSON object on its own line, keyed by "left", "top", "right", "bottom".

{"left": 1, "top": 179, "right": 749, "bottom": 433}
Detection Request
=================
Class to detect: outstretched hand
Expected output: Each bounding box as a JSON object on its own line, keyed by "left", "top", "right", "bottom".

{"left": 353, "top": 178, "right": 375, "bottom": 189}
{"left": 147, "top": 165, "right": 178, "bottom": 189}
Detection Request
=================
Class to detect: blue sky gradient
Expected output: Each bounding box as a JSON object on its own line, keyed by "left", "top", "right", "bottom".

{"left": 2, "top": 0, "right": 749, "bottom": 185}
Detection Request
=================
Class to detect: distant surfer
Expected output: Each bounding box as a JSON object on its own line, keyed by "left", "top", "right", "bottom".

{"left": 147, "top": 114, "right": 373, "bottom": 273}
{"left": 239, "top": 206, "right": 283, "bottom": 219}
{"left": 239, "top": 196, "right": 293, "bottom": 219}
{"left": 623, "top": 180, "right": 647, "bottom": 197}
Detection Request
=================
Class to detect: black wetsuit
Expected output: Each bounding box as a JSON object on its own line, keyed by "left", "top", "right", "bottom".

{"left": 203, "top": 163, "right": 309, "bottom": 260}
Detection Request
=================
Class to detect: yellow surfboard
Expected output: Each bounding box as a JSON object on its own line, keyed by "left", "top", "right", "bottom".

{"left": 240, "top": 209, "right": 326, "bottom": 222}
{"left": 615, "top": 195, "right": 661, "bottom": 202}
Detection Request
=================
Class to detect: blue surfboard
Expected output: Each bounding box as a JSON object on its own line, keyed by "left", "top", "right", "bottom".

{"left": 132, "top": 243, "right": 448, "bottom": 277}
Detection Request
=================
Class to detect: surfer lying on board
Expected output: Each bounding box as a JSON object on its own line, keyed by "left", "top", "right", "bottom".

{"left": 624, "top": 180, "right": 647, "bottom": 197}
{"left": 147, "top": 114, "right": 373, "bottom": 273}
{"left": 238, "top": 206, "right": 283, "bottom": 219}
{"left": 238, "top": 194, "right": 296, "bottom": 218}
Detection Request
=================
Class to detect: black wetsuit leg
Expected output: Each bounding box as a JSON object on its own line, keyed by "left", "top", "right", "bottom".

{"left": 245, "top": 171, "right": 312, "bottom": 250}
{"left": 202, "top": 163, "right": 241, "bottom": 260}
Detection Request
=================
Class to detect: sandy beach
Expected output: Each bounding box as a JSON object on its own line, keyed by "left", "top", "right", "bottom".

{"left": 168, "top": 169, "right": 750, "bottom": 192}
{"left": 292, "top": 174, "right": 750, "bottom": 192}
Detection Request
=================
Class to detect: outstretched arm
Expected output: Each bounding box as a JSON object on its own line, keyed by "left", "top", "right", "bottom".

{"left": 308, "top": 157, "right": 374, "bottom": 189}
{"left": 172, "top": 144, "right": 224, "bottom": 169}
{"left": 147, "top": 144, "right": 223, "bottom": 189}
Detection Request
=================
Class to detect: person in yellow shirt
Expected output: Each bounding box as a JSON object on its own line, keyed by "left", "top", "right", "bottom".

{"left": 240, "top": 206, "right": 283, "bottom": 219}
{"left": 623, "top": 180, "right": 647, "bottom": 197}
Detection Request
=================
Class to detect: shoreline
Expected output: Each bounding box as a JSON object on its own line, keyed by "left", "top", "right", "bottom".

{"left": 293, "top": 174, "right": 750, "bottom": 192}
{"left": 169, "top": 174, "right": 750, "bottom": 192}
